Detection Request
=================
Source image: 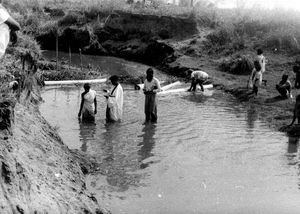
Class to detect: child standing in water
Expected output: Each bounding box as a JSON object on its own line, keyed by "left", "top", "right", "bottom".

{"left": 249, "top": 60, "right": 262, "bottom": 96}
{"left": 78, "top": 83, "right": 97, "bottom": 122}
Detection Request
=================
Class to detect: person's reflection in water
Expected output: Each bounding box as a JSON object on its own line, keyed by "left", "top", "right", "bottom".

{"left": 287, "top": 136, "right": 299, "bottom": 154}
{"left": 246, "top": 104, "right": 259, "bottom": 131}
{"left": 138, "top": 123, "right": 156, "bottom": 169}
{"left": 78, "top": 118, "right": 96, "bottom": 152}
{"left": 102, "top": 122, "right": 117, "bottom": 162}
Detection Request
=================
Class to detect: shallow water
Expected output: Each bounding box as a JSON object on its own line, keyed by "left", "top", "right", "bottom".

{"left": 40, "top": 84, "right": 300, "bottom": 214}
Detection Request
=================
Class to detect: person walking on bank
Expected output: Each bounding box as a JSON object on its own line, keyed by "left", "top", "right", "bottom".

{"left": 104, "top": 75, "right": 123, "bottom": 122}
{"left": 143, "top": 68, "right": 161, "bottom": 123}
{"left": 78, "top": 83, "right": 97, "bottom": 122}
{"left": 187, "top": 69, "right": 209, "bottom": 92}
{"left": 249, "top": 60, "right": 262, "bottom": 96}
{"left": 276, "top": 74, "right": 292, "bottom": 99}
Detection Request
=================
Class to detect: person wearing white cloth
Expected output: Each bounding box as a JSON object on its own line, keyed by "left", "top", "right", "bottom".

{"left": 0, "top": 1, "right": 20, "bottom": 58}
{"left": 78, "top": 83, "right": 97, "bottom": 121}
{"left": 187, "top": 69, "right": 209, "bottom": 92}
{"left": 105, "top": 75, "right": 123, "bottom": 122}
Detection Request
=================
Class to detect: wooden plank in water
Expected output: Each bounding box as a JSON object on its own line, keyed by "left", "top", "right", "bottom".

{"left": 158, "top": 84, "right": 213, "bottom": 95}
{"left": 45, "top": 78, "right": 107, "bottom": 86}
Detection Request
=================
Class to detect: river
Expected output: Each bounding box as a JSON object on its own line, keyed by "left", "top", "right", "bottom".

{"left": 40, "top": 54, "right": 300, "bottom": 214}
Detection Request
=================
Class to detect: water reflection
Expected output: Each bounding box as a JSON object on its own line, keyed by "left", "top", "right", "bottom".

{"left": 288, "top": 136, "right": 299, "bottom": 154}
{"left": 78, "top": 119, "right": 96, "bottom": 152}
{"left": 138, "top": 123, "right": 156, "bottom": 169}
{"left": 246, "top": 104, "right": 259, "bottom": 130}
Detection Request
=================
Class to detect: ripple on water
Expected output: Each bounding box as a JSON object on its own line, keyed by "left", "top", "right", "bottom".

{"left": 40, "top": 85, "right": 300, "bottom": 214}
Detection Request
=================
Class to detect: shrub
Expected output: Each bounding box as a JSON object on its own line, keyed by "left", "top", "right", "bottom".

{"left": 219, "top": 55, "right": 254, "bottom": 75}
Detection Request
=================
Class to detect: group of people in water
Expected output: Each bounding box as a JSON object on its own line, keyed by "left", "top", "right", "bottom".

{"left": 77, "top": 67, "right": 210, "bottom": 124}
{"left": 78, "top": 68, "right": 165, "bottom": 123}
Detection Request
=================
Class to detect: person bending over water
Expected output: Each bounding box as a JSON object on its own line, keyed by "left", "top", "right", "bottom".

{"left": 187, "top": 69, "right": 209, "bottom": 92}
{"left": 78, "top": 83, "right": 97, "bottom": 122}
{"left": 276, "top": 74, "right": 292, "bottom": 99}
{"left": 143, "top": 68, "right": 161, "bottom": 123}
{"left": 104, "top": 75, "right": 123, "bottom": 122}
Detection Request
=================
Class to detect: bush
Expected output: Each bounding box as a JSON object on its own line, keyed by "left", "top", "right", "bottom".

{"left": 58, "top": 12, "right": 83, "bottom": 27}
{"left": 205, "top": 27, "right": 232, "bottom": 47}
{"left": 219, "top": 55, "right": 254, "bottom": 75}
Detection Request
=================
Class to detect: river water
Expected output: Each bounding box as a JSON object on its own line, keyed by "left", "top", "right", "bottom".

{"left": 40, "top": 55, "right": 300, "bottom": 214}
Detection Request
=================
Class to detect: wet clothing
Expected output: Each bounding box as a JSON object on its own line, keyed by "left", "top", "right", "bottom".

{"left": 106, "top": 83, "right": 123, "bottom": 122}
{"left": 0, "top": 5, "right": 10, "bottom": 58}
{"left": 82, "top": 89, "right": 96, "bottom": 121}
{"left": 276, "top": 80, "right": 291, "bottom": 98}
{"left": 144, "top": 77, "right": 161, "bottom": 122}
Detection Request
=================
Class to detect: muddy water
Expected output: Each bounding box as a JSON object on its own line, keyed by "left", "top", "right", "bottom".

{"left": 40, "top": 84, "right": 300, "bottom": 214}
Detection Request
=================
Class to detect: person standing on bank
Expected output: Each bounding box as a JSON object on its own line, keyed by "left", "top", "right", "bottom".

{"left": 143, "top": 68, "right": 161, "bottom": 123}
{"left": 257, "top": 49, "right": 267, "bottom": 85}
{"left": 0, "top": 1, "right": 20, "bottom": 58}
{"left": 78, "top": 83, "right": 97, "bottom": 121}
{"left": 187, "top": 69, "right": 209, "bottom": 92}
{"left": 104, "top": 75, "right": 123, "bottom": 122}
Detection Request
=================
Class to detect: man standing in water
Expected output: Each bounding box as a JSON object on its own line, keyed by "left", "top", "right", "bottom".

{"left": 104, "top": 75, "right": 123, "bottom": 122}
{"left": 78, "top": 83, "right": 97, "bottom": 121}
{"left": 187, "top": 69, "right": 209, "bottom": 92}
{"left": 143, "top": 68, "right": 161, "bottom": 123}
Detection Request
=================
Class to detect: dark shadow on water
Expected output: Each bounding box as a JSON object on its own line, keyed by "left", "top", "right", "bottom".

{"left": 265, "top": 95, "right": 287, "bottom": 103}
{"left": 288, "top": 136, "right": 299, "bottom": 153}
{"left": 181, "top": 92, "right": 209, "bottom": 103}
{"left": 138, "top": 123, "right": 156, "bottom": 169}
{"left": 78, "top": 118, "right": 96, "bottom": 152}
{"left": 246, "top": 104, "right": 259, "bottom": 131}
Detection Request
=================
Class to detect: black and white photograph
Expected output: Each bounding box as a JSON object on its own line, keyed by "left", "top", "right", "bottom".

{"left": 1, "top": 0, "right": 300, "bottom": 213}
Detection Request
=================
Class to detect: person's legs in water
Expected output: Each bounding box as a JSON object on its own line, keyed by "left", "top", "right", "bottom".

{"left": 197, "top": 79, "right": 205, "bottom": 92}
{"left": 145, "top": 94, "right": 151, "bottom": 122}
{"left": 150, "top": 99, "right": 157, "bottom": 123}
{"left": 191, "top": 79, "right": 197, "bottom": 91}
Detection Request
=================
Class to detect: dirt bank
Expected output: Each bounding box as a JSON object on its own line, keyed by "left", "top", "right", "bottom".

{"left": 0, "top": 69, "right": 109, "bottom": 213}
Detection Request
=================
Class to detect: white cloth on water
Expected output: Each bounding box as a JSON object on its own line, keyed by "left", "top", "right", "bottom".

{"left": 0, "top": 5, "right": 10, "bottom": 58}
{"left": 191, "top": 70, "right": 209, "bottom": 80}
{"left": 257, "top": 54, "right": 266, "bottom": 73}
{"left": 144, "top": 77, "right": 161, "bottom": 92}
{"left": 82, "top": 89, "right": 96, "bottom": 114}
{"left": 107, "top": 84, "right": 123, "bottom": 121}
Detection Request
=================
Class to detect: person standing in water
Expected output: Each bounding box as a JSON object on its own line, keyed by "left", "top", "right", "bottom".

{"left": 143, "top": 68, "right": 161, "bottom": 123}
{"left": 289, "top": 95, "right": 300, "bottom": 126}
{"left": 104, "top": 75, "right": 123, "bottom": 122}
{"left": 78, "top": 83, "right": 97, "bottom": 121}
{"left": 187, "top": 69, "right": 209, "bottom": 92}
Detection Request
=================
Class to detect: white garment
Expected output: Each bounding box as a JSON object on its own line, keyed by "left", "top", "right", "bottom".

{"left": 249, "top": 68, "right": 262, "bottom": 88}
{"left": 107, "top": 84, "right": 123, "bottom": 121}
{"left": 144, "top": 77, "right": 161, "bottom": 92}
{"left": 82, "top": 89, "right": 96, "bottom": 114}
{"left": 257, "top": 54, "right": 266, "bottom": 73}
{"left": 191, "top": 70, "right": 209, "bottom": 80}
{"left": 0, "top": 5, "right": 10, "bottom": 58}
